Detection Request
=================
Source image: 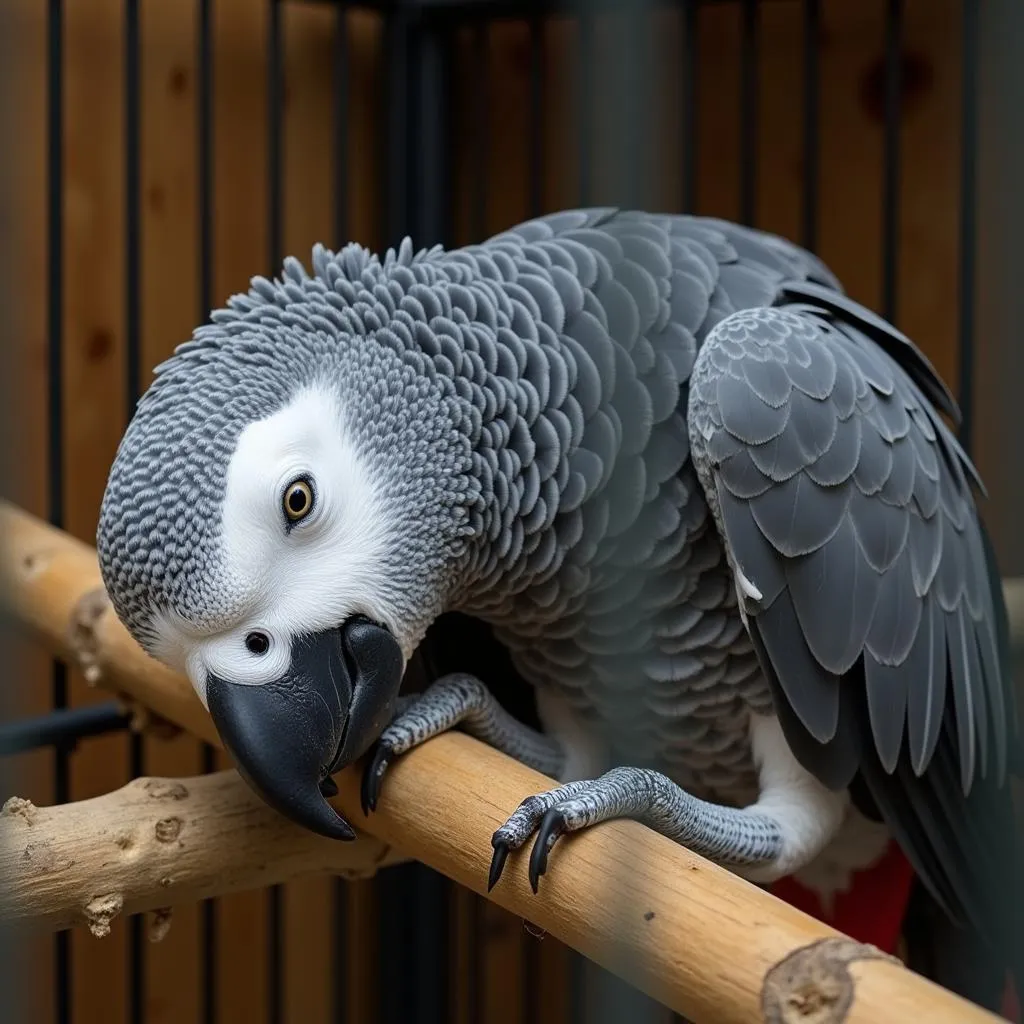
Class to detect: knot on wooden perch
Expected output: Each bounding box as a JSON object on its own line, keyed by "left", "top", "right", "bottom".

{"left": 67, "top": 586, "right": 111, "bottom": 686}
{"left": 761, "top": 937, "right": 900, "bottom": 1024}
{"left": 84, "top": 893, "right": 124, "bottom": 938}
{"left": 2, "top": 796, "right": 39, "bottom": 825}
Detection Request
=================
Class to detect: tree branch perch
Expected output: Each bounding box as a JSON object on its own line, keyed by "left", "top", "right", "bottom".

{"left": 0, "top": 769, "right": 401, "bottom": 936}
{"left": 0, "top": 500, "right": 1012, "bottom": 1024}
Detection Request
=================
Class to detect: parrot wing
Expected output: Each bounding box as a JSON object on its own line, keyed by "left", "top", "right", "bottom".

{"left": 688, "top": 279, "right": 1021, "bottom": 944}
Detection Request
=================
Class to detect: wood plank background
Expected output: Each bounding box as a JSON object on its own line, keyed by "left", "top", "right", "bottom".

{"left": 0, "top": 0, "right": 979, "bottom": 1021}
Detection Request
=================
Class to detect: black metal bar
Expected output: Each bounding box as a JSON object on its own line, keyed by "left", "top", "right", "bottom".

{"left": 620, "top": 5, "right": 647, "bottom": 209}
{"left": 739, "top": 0, "right": 759, "bottom": 225}
{"left": 267, "top": 2, "right": 285, "bottom": 1021}
{"left": 577, "top": 11, "right": 593, "bottom": 205}
{"left": 571, "top": 16, "right": 594, "bottom": 1010}
{"left": 376, "top": 15, "right": 452, "bottom": 1023}
{"left": 382, "top": 10, "right": 410, "bottom": 251}
{"left": 377, "top": 14, "right": 412, "bottom": 1022}
{"left": 125, "top": 0, "right": 142, "bottom": 420}
{"left": 0, "top": 703, "right": 131, "bottom": 757}
{"left": 377, "top": 861, "right": 451, "bottom": 1024}
{"left": 199, "top": 0, "right": 214, "bottom": 325}
{"left": 956, "top": 0, "right": 978, "bottom": 455}
{"left": 333, "top": 3, "right": 350, "bottom": 250}
{"left": 569, "top": 953, "right": 588, "bottom": 1024}
{"left": 46, "top": 0, "right": 66, "bottom": 781}
{"left": 801, "top": 0, "right": 820, "bottom": 252}
{"left": 197, "top": 0, "right": 219, "bottom": 1020}
{"left": 330, "top": 9, "right": 351, "bottom": 1024}
{"left": 268, "top": 0, "right": 284, "bottom": 273}
{"left": 330, "top": 881, "right": 349, "bottom": 1024}
{"left": 882, "top": 0, "right": 903, "bottom": 325}
{"left": 411, "top": 19, "right": 452, "bottom": 246}
{"left": 466, "top": 20, "right": 489, "bottom": 1019}
{"left": 528, "top": 16, "right": 544, "bottom": 217}
{"left": 47, "top": 0, "right": 70, "bottom": 1020}
{"left": 471, "top": 19, "right": 490, "bottom": 239}
{"left": 681, "top": 0, "right": 698, "bottom": 212}
{"left": 124, "top": 1, "right": 146, "bottom": 1018}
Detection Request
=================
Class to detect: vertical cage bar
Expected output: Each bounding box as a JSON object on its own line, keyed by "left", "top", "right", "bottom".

{"left": 46, "top": 0, "right": 70, "bottom": 1017}
{"left": 267, "top": 2, "right": 285, "bottom": 1021}
{"left": 681, "top": 0, "right": 698, "bottom": 213}
{"left": 331, "top": 8, "right": 350, "bottom": 1023}
{"left": 524, "top": 32, "right": 543, "bottom": 979}
{"left": 620, "top": 5, "right": 647, "bottom": 209}
{"left": 957, "top": 0, "right": 978, "bottom": 455}
{"left": 528, "top": 16, "right": 544, "bottom": 217}
{"left": 330, "top": 878, "right": 349, "bottom": 1024}
{"left": 571, "top": 22, "right": 594, "bottom": 1021}
{"left": 571, "top": 11, "right": 593, "bottom": 1007}
{"left": 382, "top": 9, "right": 410, "bottom": 251}
{"left": 377, "top": 14, "right": 410, "bottom": 1021}
{"left": 411, "top": 19, "right": 452, "bottom": 246}
{"left": 268, "top": 0, "right": 283, "bottom": 272}
{"left": 577, "top": 11, "right": 593, "bottom": 206}
{"left": 197, "top": 0, "right": 219, "bottom": 1018}
{"left": 333, "top": 3, "right": 349, "bottom": 250}
{"left": 471, "top": 19, "right": 490, "bottom": 240}
{"left": 468, "top": 19, "right": 489, "bottom": 1021}
{"left": 801, "top": 0, "right": 820, "bottom": 252}
{"left": 124, "top": 1, "right": 146, "bottom": 1019}
{"left": 378, "top": 13, "right": 453, "bottom": 1023}
{"left": 377, "top": 864, "right": 451, "bottom": 1024}
{"left": 739, "top": 0, "right": 759, "bottom": 225}
{"left": 882, "top": 0, "right": 903, "bottom": 325}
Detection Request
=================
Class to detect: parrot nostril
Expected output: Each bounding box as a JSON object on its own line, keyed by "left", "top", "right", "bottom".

{"left": 245, "top": 631, "right": 271, "bottom": 656}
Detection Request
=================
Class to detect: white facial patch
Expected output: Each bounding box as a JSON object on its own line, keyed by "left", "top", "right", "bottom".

{"left": 153, "top": 383, "right": 402, "bottom": 701}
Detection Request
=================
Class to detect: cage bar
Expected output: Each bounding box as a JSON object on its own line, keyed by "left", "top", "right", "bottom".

{"left": 123, "top": 0, "right": 146, "bottom": 1017}
{"left": 881, "top": 0, "right": 903, "bottom": 325}
{"left": 957, "top": 0, "right": 979, "bottom": 455}
{"left": 0, "top": 704, "right": 131, "bottom": 757}
{"left": 739, "top": 0, "right": 758, "bottom": 225}
{"left": 800, "top": 0, "right": 819, "bottom": 252}
{"left": 196, "top": 0, "right": 220, "bottom": 1018}
{"left": 45, "top": 0, "right": 70, "bottom": 1019}
{"left": 681, "top": 0, "right": 697, "bottom": 212}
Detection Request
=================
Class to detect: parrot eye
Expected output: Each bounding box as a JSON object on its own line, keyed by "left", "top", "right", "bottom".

{"left": 282, "top": 477, "right": 315, "bottom": 523}
{"left": 245, "top": 632, "right": 271, "bottom": 656}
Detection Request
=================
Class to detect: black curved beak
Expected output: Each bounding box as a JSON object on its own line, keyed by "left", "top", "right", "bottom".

{"left": 206, "top": 616, "right": 404, "bottom": 840}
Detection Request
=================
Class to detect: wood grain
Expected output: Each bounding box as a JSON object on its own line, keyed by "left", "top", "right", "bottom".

{"left": 0, "top": 770, "right": 402, "bottom": 936}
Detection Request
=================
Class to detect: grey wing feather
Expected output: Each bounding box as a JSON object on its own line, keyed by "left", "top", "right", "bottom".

{"left": 687, "top": 292, "right": 1021, "bottom": 941}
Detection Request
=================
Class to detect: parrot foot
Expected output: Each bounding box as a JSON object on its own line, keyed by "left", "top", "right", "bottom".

{"left": 360, "top": 672, "right": 564, "bottom": 816}
{"left": 488, "top": 765, "right": 787, "bottom": 894}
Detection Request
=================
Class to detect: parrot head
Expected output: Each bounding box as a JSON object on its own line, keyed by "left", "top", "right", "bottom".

{"left": 96, "top": 247, "right": 483, "bottom": 840}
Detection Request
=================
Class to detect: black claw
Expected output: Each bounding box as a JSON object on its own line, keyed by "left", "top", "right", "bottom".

{"left": 487, "top": 840, "right": 510, "bottom": 892}
{"left": 528, "top": 808, "right": 567, "bottom": 894}
{"left": 360, "top": 743, "right": 392, "bottom": 816}
{"left": 318, "top": 776, "right": 339, "bottom": 798}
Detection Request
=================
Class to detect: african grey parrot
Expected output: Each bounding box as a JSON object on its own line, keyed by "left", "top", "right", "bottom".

{"left": 96, "top": 209, "right": 1022, "bottom": 1009}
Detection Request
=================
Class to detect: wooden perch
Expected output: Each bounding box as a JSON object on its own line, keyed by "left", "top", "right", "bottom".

{"left": 0, "top": 499, "right": 1012, "bottom": 1024}
{"left": 0, "top": 770, "right": 402, "bottom": 936}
